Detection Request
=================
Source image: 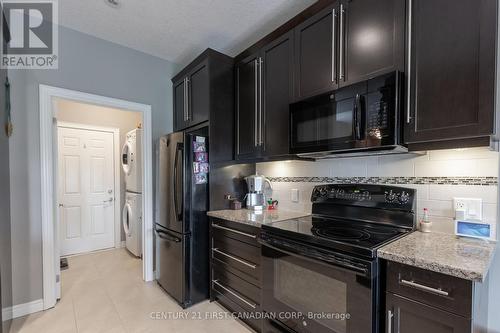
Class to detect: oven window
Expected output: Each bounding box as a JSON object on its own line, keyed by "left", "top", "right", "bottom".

{"left": 274, "top": 259, "right": 348, "bottom": 333}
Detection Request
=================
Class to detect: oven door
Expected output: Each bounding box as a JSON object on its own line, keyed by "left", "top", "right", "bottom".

{"left": 260, "top": 235, "right": 376, "bottom": 333}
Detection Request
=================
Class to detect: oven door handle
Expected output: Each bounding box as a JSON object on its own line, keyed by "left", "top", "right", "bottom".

{"left": 260, "top": 238, "right": 370, "bottom": 277}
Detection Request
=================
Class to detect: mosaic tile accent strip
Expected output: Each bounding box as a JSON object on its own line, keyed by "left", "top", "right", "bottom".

{"left": 266, "top": 176, "right": 498, "bottom": 186}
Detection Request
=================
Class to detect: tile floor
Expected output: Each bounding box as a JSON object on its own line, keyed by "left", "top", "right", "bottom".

{"left": 10, "top": 248, "right": 252, "bottom": 333}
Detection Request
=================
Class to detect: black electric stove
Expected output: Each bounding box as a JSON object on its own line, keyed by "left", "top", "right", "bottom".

{"left": 261, "top": 184, "right": 416, "bottom": 259}
{"left": 260, "top": 184, "right": 417, "bottom": 333}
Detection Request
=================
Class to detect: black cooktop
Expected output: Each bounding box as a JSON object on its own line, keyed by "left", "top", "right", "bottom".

{"left": 261, "top": 215, "right": 410, "bottom": 259}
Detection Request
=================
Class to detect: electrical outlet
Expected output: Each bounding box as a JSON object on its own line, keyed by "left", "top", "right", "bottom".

{"left": 453, "top": 198, "right": 483, "bottom": 221}
{"left": 291, "top": 189, "right": 299, "bottom": 203}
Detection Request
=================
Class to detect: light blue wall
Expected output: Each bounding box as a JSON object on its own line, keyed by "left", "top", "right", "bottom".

{"left": 8, "top": 25, "right": 179, "bottom": 305}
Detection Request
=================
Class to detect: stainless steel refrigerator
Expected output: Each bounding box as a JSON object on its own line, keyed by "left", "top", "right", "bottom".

{"left": 156, "top": 126, "right": 209, "bottom": 308}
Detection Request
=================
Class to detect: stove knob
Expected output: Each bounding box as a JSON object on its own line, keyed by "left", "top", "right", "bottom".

{"left": 319, "top": 187, "right": 328, "bottom": 197}
{"left": 385, "top": 190, "right": 397, "bottom": 203}
{"left": 399, "top": 191, "right": 410, "bottom": 204}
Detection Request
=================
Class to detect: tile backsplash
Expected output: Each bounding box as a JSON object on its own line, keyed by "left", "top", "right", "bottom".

{"left": 257, "top": 148, "right": 499, "bottom": 239}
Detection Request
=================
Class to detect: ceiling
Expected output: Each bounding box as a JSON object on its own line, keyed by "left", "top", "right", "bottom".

{"left": 58, "top": 0, "right": 317, "bottom": 66}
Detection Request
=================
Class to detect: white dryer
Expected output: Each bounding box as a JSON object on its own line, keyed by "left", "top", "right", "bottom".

{"left": 123, "top": 192, "right": 142, "bottom": 257}
{"left": 122, "top": 129, "right": 142, "bottom": 193}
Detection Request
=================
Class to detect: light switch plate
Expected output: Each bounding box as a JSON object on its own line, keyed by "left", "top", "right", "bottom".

{"left": 453, "top": 198, "right": 483, "bottom": 221}
{"left": 291, "top": 189, "right": 299, "bottom": 202}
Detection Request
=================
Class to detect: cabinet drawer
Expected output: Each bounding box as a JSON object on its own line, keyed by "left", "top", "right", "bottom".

{"left": 211, "top": 219, "right": 260, "bottom": 247}
{"left": 212, "top": 264, "right": 261, "bottom": 312}
{"left": 386, "top": 261, "right": 472, "bottom": 318}
{"left": 214, "top": 293, "right": 262, "bottom": 333}
{"left": 212, "top": 235, "right": 261, "bottom": 284}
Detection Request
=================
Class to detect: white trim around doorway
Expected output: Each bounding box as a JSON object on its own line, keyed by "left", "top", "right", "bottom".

{"left": 39, "top": 85, "right": 154, "bottom": 311}
{"left": 56, "top": 121, "right": 122, "bottom": 250}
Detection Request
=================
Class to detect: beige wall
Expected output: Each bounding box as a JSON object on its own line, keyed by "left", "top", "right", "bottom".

{"left": 55, "top": 98, "right": 143, "bottom": 242}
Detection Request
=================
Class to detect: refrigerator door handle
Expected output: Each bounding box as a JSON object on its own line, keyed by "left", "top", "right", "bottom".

{"left": 155, "top": 229, "right": 181, "bottom": 243}
{"left": 173, "top": 142, "right": 183, "bottom": 222}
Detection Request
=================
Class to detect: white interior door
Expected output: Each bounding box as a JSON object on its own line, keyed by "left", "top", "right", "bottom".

{"left": 58, "top": 126, "right": 115, "bottom": 256}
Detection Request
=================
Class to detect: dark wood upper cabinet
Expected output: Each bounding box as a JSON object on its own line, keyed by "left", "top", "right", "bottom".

{"left": 294, "top": 3, "right": 338, "bottom": 100}
{"left": 173, "top": 78, "right": 187, "bottom": 131}
{"left": 235, "top": 53, "right": 260, "bottom": 160}
{"left": 236, "top": 32, "right": 294, "bottom": 161}
{"left": 261, "top": 32, "right": 294, "bottom": 158}
{"left": 187, "top": 61, "right": 209, "bottom": 127}
{"left": 405, "top": 0, "right": 497, "bottom": 147}
{"left": 172, "top": 49, "right": 234, "bottom": 162}
{"left": 386, "top": 293, "right": 470, "bottom": 333}
{"left": 173, "top": 61, "right": 209, "bottom": 131}
{"left": 340, "top": 0, "right": 405, "bottom": 87}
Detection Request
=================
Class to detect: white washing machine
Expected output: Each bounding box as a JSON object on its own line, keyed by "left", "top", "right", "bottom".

{"left": 123, "top": 192, "right": 142, "bottom": 257}
{"left": 122, "top": 129, "right": 142, "bottom": 193}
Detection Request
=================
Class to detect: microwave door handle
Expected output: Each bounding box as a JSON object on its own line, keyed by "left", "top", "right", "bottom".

{"left": 352, "top": 96, "right": 359, "bottom": 140}
{"left": 355, "top": 94, "right": 364, "bottom": 140}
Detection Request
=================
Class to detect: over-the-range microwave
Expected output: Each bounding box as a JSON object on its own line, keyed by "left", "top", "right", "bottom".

{"left": 290, "top": 71, "right": 406, "bottom": 158}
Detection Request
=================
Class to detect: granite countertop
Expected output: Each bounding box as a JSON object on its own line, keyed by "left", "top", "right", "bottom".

{"left": 207, "top": 209, "right": 310, "bottom": 227}
{"left": 378, "top": 231, "right": 497, "bottom": 282}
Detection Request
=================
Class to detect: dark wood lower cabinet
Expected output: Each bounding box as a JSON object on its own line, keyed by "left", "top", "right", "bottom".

{"left": 210, "top": 219, "right": 262, "bottom": 332}
{"left": 384, "top": 261, "right": 489, "bottom": 333}
{"left": 386, "top": 293, "right": 470, "bottom": 333}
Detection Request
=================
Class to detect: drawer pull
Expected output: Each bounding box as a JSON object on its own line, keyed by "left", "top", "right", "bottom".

{"left": 211, "top": 224, "right": 257, "bottom": 239}
{"left": 212, "top": 248, "right": 257, "bottom": 269}
{"left": 400, "top": 279, "right": 449, "bottom": 297}
{"left": 212, "top": 279, "right": 257, "bottom": 309}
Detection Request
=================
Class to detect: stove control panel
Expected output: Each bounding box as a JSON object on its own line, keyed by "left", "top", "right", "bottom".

{"left": 311, "top": 184, "right": 416, "bottom": 212}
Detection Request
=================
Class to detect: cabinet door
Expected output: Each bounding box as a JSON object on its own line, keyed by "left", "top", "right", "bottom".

{"left": 405, "top": 0, "right": 496, "bottom": 144}
{"left": 187, "top": 61, "right": 209, "bottom": 127}
{"left": 386, "top": 293, "right": 470, "bottom": 333}
{"left": 294, "top": 3, "right": 338, "bottom": 100}
{"left": 340, "top": 0, "right": 404, "bottom": 87}
{"left": 173, "top": 78, "right": 187, "bottom": 131}
{"left": 261, "top": 32, "right": 293, "bottom": 157}
{"left": 236, "top": 53, "right": 260, "bottom": 160}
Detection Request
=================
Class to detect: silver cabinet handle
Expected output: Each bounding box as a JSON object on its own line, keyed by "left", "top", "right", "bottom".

{"left": 258, "top": 57, "right": 263, "bottom": 146}
{"left": 211, "top": 223, "right": 257, "bottom": 239}
{"left": 387, "top": 310, "right": 393, "bottom": 333}
{"left": 339, "top": 3, "right": 345, "bottom": 81}
{"left": 212, "top": 280, "right": 257, "bottom": 309}
{"left": 254, "top": 58, "right": 259, "bottom": 147}
{"left": 406, "top": 0, "right": 413, "bottom": 124}
{"left": 331, "top": 8, "right": 337, "bottom": 83}
{"left": 183, "top": 77, "right": 188, "bottom": 121}
{"left": 103, "top": 198, "right": 113, "bottom": 203}
{"left": 212, "top": 248, "right": 257, "bottom": 269}
{"left": 186, "top": 77, "right": 191, "bottom": 121}
{"left": 400, "top": 279, "right": 449, "bottom": 297}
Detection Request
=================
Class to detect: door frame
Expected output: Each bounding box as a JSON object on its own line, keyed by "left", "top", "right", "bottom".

{"left": 56, "top": 121, "right": 122, "bottom": 251}
{"left": 39, "top": 85, "right": 154, "bottom": 310}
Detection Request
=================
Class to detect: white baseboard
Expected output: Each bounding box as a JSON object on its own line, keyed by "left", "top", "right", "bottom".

{"left": 120, "top": 241, "right": 126, "bottom": 248}
{"left": 2, "top": 299, "right": 44, "bottom": 320}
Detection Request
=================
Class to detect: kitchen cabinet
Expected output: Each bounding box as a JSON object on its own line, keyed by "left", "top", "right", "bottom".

{"left": 294, "top": 3, "right": 338, "bottom": 100}
{"left": 340, "top": 0, "right": 405, "bottom": 86}
{"left": 210, "top": 218, "right": 262, "bottom": 332}
{"left": 405, "top": 0, "right": 497, "bottom": 149}
{"left": 294, "top": 0, "right": 404, "bottom": 100}
{"left": 385, "top": 293, "right": 470, "bottom": 333}
{"left": 173, "top": 61, "right": 209, "bottom": 131}
{"left": 235, "top": 32, "right": 293, "bottom": 161}
{"left": 384, "top": 261, "right": 489, "bottom": 333}
{"left": 172, "top": 49, "right": 234, "bottom": 162}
